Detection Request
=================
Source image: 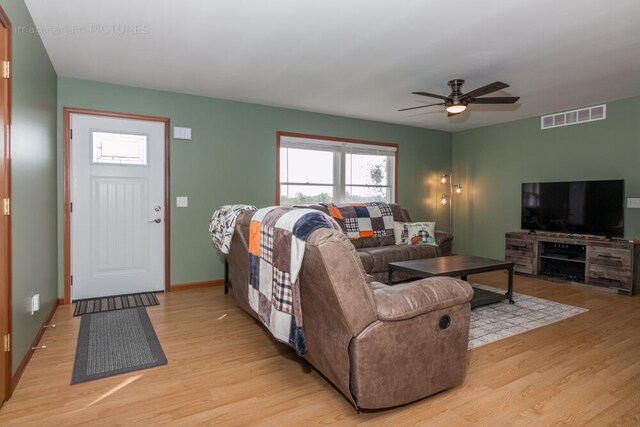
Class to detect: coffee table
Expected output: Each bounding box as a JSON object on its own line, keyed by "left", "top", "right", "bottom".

{"left": 387, "top": 255, "right": 514, "bottom": 308}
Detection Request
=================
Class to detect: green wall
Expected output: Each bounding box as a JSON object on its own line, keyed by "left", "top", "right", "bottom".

{"left": 1, "top": 0, "right": 58, "bottom": 373}
{"left": 452, "top": 96, "right": 640, "bottom": 259}
{"left": 57, "top": 77, "right": 452, "bottom": 294}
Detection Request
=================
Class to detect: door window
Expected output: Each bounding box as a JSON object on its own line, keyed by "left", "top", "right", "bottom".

{"left": 92, "top": 130, "right": 148, "bottom": 165}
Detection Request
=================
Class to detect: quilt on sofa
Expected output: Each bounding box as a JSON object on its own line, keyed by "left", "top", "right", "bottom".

{"left": 322, "top": 202, "right": 394, "bottom": 239}
{"left": 248, "top": 207, "right": 341, "bottom": 356}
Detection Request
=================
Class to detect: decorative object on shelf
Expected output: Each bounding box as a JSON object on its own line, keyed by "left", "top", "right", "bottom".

{"left": 440, "top": 172, "right": 462, "bottom": 234}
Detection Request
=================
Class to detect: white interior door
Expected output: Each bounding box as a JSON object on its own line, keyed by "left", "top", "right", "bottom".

{"left": 71, "top": 114, "right": 165, "bottom": 300}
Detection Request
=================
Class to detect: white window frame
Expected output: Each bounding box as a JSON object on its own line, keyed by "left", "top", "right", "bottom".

{"left": 277, "top": 132, "right": 398, "bottom": 205}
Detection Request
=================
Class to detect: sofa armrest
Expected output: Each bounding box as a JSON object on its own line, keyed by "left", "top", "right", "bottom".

{"left": 373, "top": 277, "right": 472, "bottom": 321}
{"left": 435, "top": 231, "right": 453, "bottom": 256}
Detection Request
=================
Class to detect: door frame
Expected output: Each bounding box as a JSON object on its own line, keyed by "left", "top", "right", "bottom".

{"left": 63, "top": 108, "right": 171, "bottom": 304}
{"left": 0, "top": 5, "right": 12, "bottom": 402}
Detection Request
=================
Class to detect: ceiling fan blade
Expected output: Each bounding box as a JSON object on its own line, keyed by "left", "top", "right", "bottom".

{"left": 412, "top": 91, "right": 449, "bottom": 101}
{"left": 463, "top": 82, "right": 509, "bottom": 98}
{"left": 398, "top": 102, "right": 444, "bottom": 112}
{"left": 470, "top": 96, "right": 520, "bottom": 104}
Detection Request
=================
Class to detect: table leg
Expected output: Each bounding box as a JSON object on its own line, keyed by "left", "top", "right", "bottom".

{"left": 506, "top": 265, "right": 514, "bottom": 304}
{"left": 388, "top": 266, "right": 393, "bottom": 286}
{"left": 224, "top": 259, "right": 229, "bottom": 295}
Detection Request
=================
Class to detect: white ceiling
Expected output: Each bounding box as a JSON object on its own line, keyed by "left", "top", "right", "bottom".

{"left": 25, "top": 0, "right": 640, "bottom": 131}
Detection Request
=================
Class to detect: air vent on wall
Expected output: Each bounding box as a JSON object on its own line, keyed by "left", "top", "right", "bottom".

{"left": 541, "top": 104, "right": 606, "bottom": 129}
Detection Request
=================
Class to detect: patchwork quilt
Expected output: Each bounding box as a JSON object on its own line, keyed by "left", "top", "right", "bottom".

{"left": 248, "top": 207, "right": 341, "bottom": 356}
{"left": 209, "top": 204, "right": 258, "bottom": 254}
{"left": 323, "top": 202, "right": 394, "bottom": 240}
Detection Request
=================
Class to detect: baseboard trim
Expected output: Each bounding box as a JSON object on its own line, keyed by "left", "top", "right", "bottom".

{"left": 11, "top": 298, "right": 59, "bottom": 394}
{"left": 57, "top": 297, "right": 64, "bottom": 305}
{"left": 170, "top": 280, "right": 224, "bottom": 291}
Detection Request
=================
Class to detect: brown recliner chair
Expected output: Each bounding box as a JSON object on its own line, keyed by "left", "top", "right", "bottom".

{"left": 225, "top": 211, "right": 473, "bottom": 409}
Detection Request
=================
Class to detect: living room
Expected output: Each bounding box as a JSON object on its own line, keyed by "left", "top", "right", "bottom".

{"left": 0, "top": 0, "right": 639, "bottom": 424}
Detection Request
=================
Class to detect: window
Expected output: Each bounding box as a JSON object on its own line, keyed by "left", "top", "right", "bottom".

{"left": 92, "top": 130, "right": 148, "bottom": 165}
{"left": 278, "top": 133, "right": 397, "bottom": 206}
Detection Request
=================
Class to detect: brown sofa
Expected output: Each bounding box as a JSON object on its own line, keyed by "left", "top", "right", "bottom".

{"left": 225, "top": 210, "right": 473, "bottom": 409}
{"left": 295, "top": 203, "right": 454, "bottom": 283}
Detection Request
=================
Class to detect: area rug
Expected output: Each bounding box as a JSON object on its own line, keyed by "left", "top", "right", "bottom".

{"left": 468, "top": 284, "right": 588, "bottom": 349}
{"left": 73, "top": 292, "right": 160, "bottom": 316}
{"left": 72, "top": 307, "right": 167, "bottom": 384}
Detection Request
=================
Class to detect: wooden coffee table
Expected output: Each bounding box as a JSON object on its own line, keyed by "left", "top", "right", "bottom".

{"left": 388, "top": 255, "right": 514, "bottom": 308}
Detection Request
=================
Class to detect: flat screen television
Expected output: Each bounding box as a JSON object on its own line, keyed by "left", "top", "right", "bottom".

{"left": 521, "top": 179, "right": 624, "bottom": 237}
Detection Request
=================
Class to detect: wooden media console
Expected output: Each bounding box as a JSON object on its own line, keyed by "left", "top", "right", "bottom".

{"left": 505, "top": 232, "right": 640, "bottom": 296}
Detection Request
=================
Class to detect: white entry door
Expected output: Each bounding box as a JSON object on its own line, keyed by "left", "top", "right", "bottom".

{"left": 71, "top": 114, "right": 165, "bottom": 300}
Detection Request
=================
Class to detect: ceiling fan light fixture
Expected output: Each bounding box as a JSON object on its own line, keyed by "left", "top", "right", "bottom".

{"left": 445, "top": 104, "right": 467, "bottom": 114}
{"left": 402, "top": 80, "right": 518, "bottom": 116}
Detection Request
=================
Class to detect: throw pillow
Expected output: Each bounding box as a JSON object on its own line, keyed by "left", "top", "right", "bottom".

{"left": 393, "top": 221, "right": 410, "bottom": 245}
{"left": 394, "top": 221, "right": 437, "bottom": 246}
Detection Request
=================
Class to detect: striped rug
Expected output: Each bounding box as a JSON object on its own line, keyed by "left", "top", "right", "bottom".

{"left": 72, "top": 307, "right": 167, "bottom": 383}
{"left": 73, "top": 292, "right": 160, "bottom": 316}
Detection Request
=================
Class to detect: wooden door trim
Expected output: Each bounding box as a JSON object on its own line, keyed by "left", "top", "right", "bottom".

{"left": 63, "top": 107, "right": 171, "bottom": 304}
{"left": 0, "top": 7, "right": 13, "bottom": 405}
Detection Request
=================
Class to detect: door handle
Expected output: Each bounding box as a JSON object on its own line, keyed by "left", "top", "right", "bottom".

{"left": 149, "top": 218, "right": 162, "bottom": 223}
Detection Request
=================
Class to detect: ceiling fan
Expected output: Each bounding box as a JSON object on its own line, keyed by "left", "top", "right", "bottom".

{"left": 399, "top": 79, "right": 520, "bottom": 116}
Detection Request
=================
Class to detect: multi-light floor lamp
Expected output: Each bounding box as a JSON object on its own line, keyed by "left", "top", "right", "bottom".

{"left": 440, "top": 172, "right": 462, "bottom": 234}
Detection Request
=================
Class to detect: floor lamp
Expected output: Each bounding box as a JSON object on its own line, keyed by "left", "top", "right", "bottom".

{"left": 440, "top": 172, "right": 461, "bottom": 234}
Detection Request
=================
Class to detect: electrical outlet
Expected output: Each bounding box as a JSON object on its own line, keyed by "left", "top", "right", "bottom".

{"left": 31, "top": 294, "right": 40, "bottom": 315}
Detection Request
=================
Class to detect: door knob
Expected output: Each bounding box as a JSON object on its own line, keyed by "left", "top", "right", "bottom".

{"left": 149, "top": 218, "right": 162, "bottom": 223}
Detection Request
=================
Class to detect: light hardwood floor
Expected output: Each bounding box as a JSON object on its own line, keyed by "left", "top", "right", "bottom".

{"left": 0, "top": 272, "right": 639, "bottom": 426}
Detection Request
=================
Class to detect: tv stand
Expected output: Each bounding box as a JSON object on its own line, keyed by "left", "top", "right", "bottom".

{"left": 505, "top": 232, "right": 640, "bottom": 296}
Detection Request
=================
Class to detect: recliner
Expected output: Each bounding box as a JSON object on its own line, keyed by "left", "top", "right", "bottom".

{"left": 225, "top": 210, "right": 473, "bottom": 409}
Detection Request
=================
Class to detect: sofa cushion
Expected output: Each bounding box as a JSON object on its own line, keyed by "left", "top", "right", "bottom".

{"left": 358, "top": 243, "right": 441, "bottom": 274}
{"left": 358, "top": 251, "right": 375, "bottom": 272}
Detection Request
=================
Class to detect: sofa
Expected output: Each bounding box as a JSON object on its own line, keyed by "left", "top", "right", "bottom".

{"left": 225, "top": 209, "right": 473, "bottom": 409}
{"left": 295, "top": 203, "right": 454, "bottom": 283}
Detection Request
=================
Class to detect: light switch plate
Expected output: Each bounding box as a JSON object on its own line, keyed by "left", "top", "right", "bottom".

{"left": 176, "top": 196, "right": 188, "bottom": 207}
{"left": 627, "top": 198, "right": 640, "bottom": 209}
{"left": 173, "top": 127, "right": 192, "bottom": 140}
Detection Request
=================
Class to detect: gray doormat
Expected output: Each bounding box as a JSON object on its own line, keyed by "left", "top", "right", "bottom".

{"left": 469, "top": 284, "right": 588, "bottom": 349}
{"left": 72, "top": 307, "right": 167, "bottom": 384}
{"left": 73, "top": 292, "right": 160, "bottom": 316}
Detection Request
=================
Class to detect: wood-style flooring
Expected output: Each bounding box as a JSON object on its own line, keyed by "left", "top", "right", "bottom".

{"left": 0, "top": 271, "right": 639, "bottom": 425}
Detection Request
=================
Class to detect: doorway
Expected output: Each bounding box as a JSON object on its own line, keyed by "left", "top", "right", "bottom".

{"left": 64, "top": 109, "right": 170, "bottom": 302}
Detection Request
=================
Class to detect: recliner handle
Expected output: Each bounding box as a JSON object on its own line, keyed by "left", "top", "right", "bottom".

{"left": 439, "top": 315, "right": 451, "bottom": 330}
